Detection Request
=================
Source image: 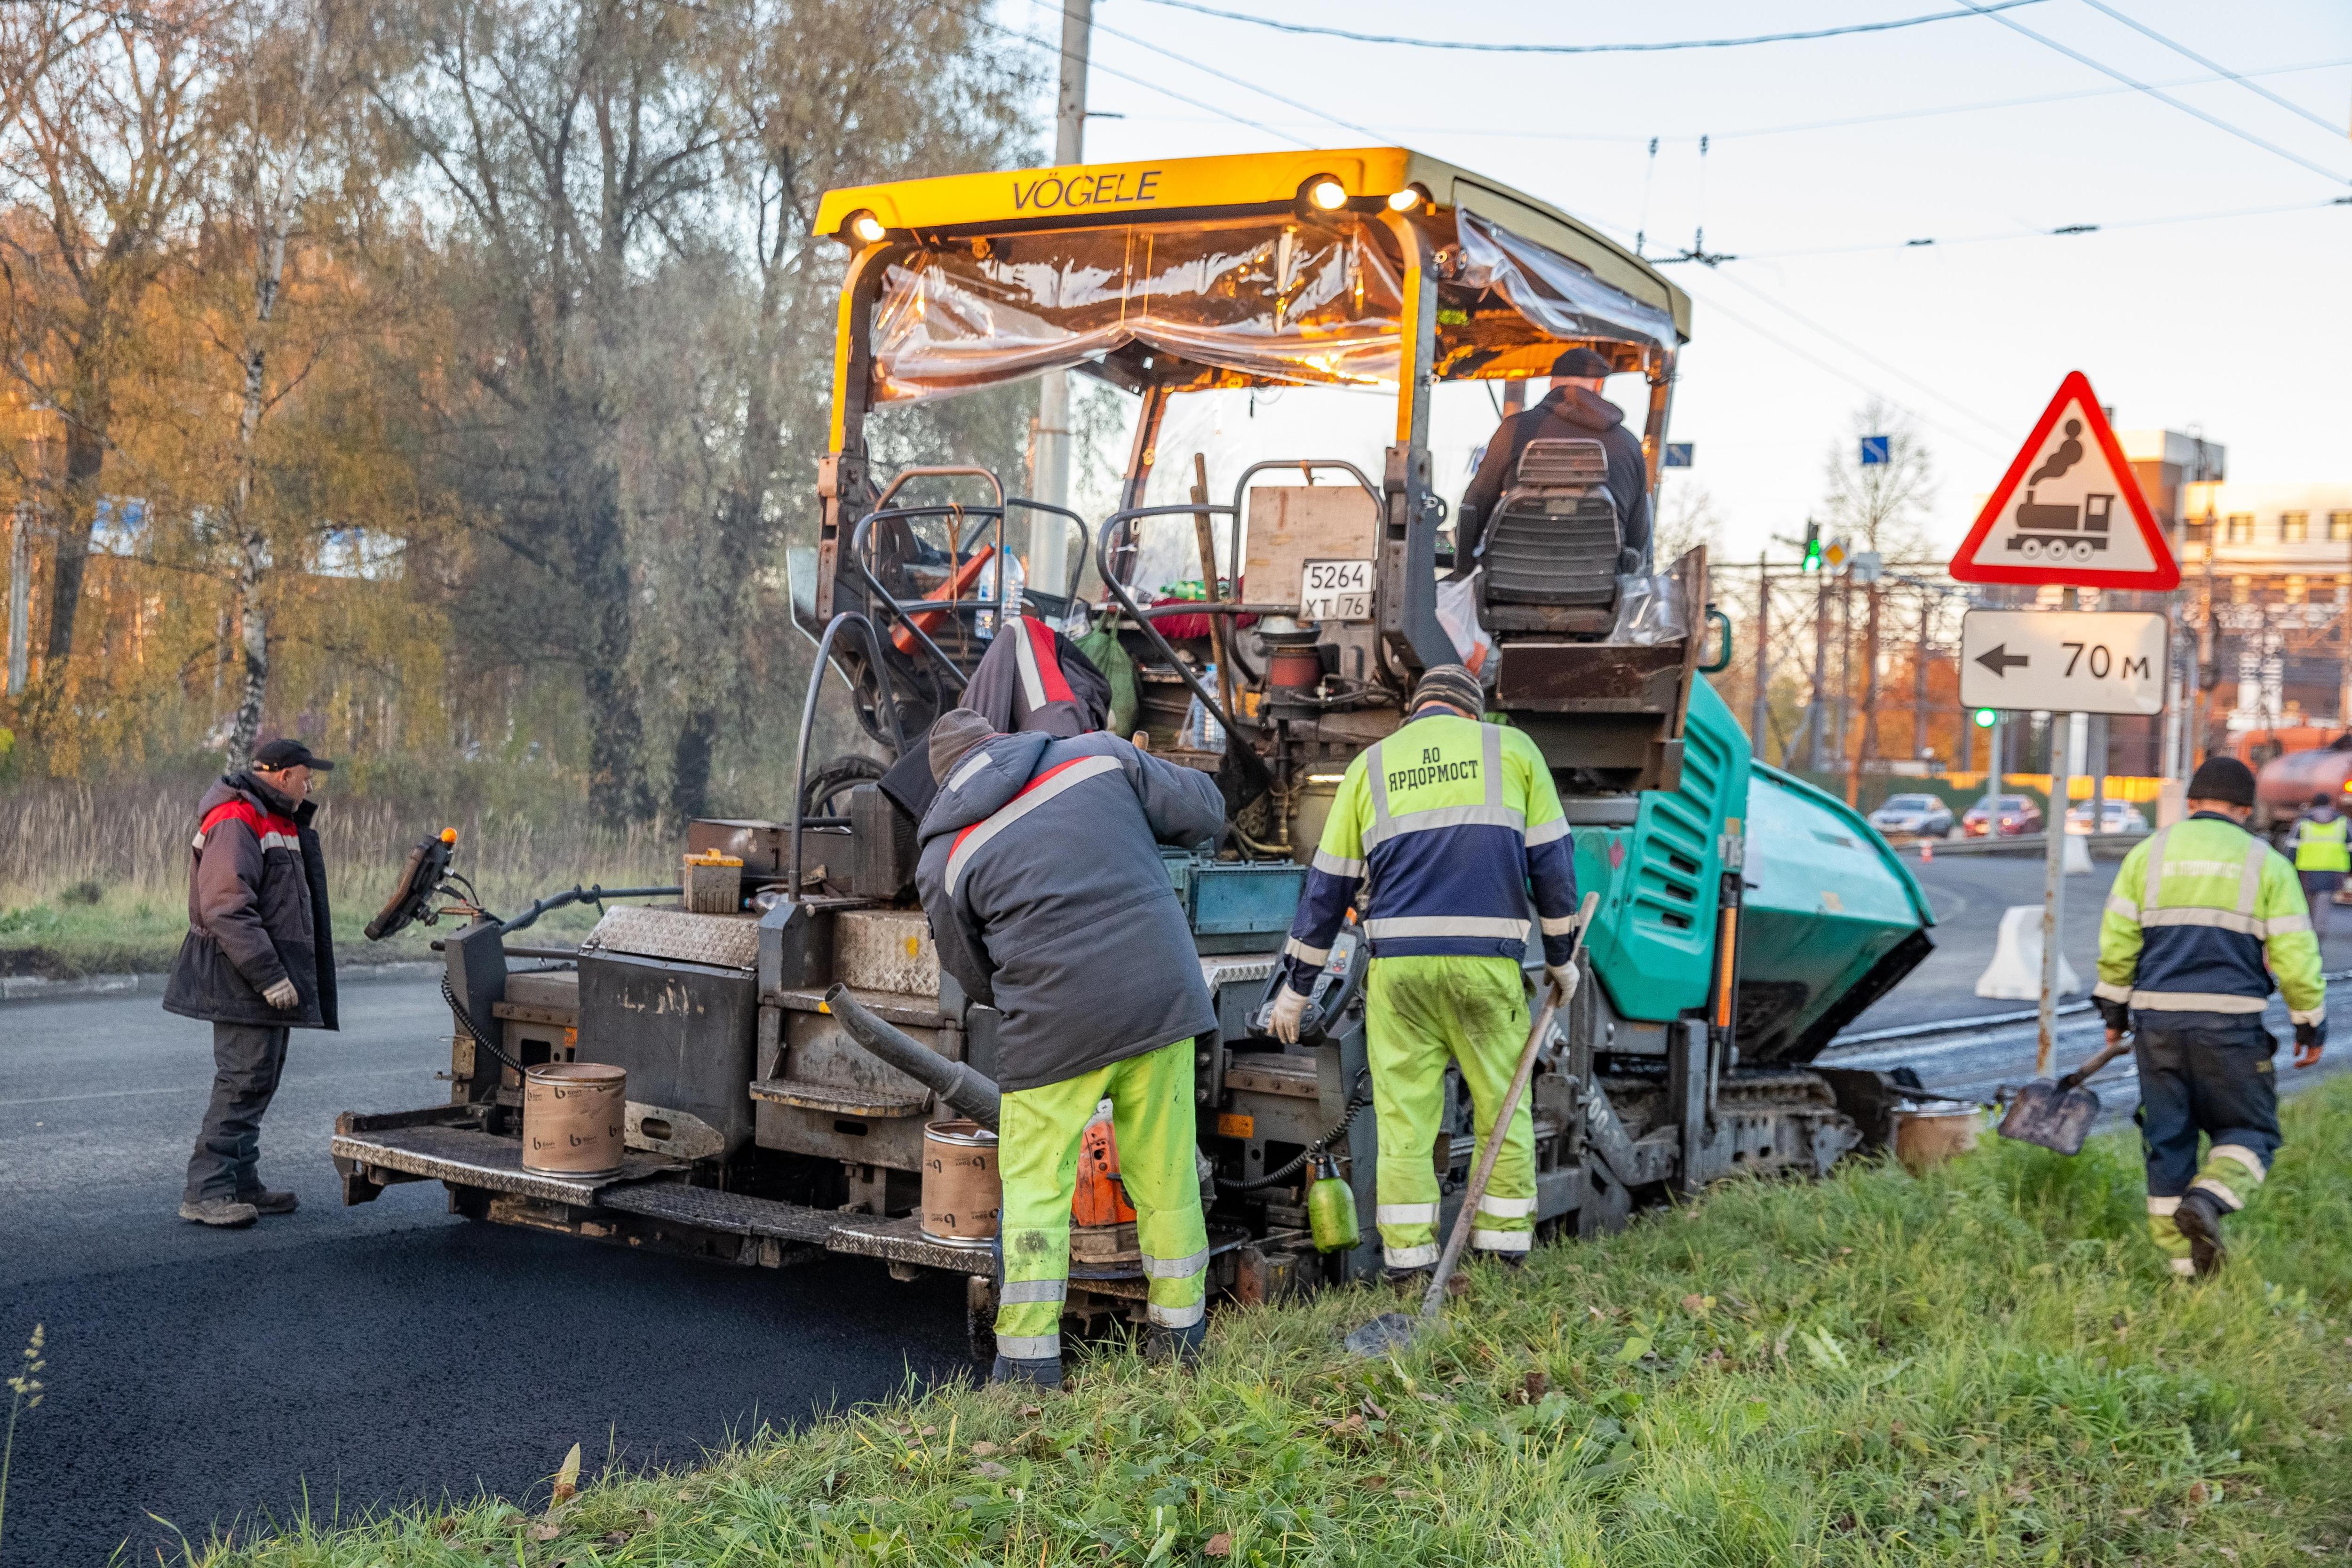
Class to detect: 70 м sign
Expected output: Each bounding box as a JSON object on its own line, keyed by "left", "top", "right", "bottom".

{"left": 1958, "top": 609, "right": 2168, "bottom": 717}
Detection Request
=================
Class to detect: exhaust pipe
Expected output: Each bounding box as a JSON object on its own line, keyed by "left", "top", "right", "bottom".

{"left": 823, "top": 983, "right": 1002, "bottom": 1132}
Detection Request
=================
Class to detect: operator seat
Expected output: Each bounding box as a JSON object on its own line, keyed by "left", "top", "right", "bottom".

{"left": 1477, "top": 437, "right": 1621, "bottom": 639}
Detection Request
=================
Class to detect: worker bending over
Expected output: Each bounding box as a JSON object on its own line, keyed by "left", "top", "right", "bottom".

{"left": 2284, "top": 792, "right": 2348, "bottom": 937}
{"left": 1269, "top": 664, "right": 1580, "bottom": 1282}
{"left": 1452, "top": 347, "right": 1650, "bottom": 574}
{"left": 916, "top": 709, "right": 1226, "bottom": 1387}
{"left": 2096, "top": 757, "right": 2325, "bottom": 1278}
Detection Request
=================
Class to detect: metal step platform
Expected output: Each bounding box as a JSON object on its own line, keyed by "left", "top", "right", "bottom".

{"left": 330, "top": 1114, "right": 682, "bottom": 1205}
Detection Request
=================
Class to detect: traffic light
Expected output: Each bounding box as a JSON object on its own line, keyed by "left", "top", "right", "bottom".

{"left": 1800, "top": 520, "right": 1822, "bottom": 573}
{"left": 1972, "top": 708, "right": 1998, "bottom": 729}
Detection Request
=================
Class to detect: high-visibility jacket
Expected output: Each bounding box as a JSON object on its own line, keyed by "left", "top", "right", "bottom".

{"left": 1277, "top": 710, "right": 1577, "bottom": 993}
{"left": 2097, "top": 812, "right": 2326, "bottom": 1026}
{"left": 2288, "top": 811, "right": 2351, "bottom": 873}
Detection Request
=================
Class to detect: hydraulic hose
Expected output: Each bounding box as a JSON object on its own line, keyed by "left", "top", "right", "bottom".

{"left": 1216, "top": 1068, "right": 1372, "bottom": 1193}
{"left": 441, "top": 973, "right": 529, "bottom": 1081}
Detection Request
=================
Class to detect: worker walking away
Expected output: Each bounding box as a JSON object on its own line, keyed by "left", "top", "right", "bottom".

{"left": 1452, "top": 347, "right": 1650, "bottom": 575}
{"left": 915, "top": 709, "right": 1226, "bottom": 1387}
{"left": 1267, "top": 664, "right": 1580, "bottom": 1283}
{"left": 2284, "top": 792, "right": 2348, "bottom": 937}
{"left": 2095, "top": 757, "right": 2325, "bottom": 1278}
{"left": 164, "top": 739, "right": 340, "bottom": 1227}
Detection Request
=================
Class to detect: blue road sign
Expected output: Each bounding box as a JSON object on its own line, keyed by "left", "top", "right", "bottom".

{"left": 1859, "top": 435, "right": 1891, "bottom": 466}
{"left": 1663, "top": 442, "right": 1694, "bottom": 468}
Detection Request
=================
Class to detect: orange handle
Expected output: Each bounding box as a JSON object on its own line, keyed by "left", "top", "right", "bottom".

{"left": 892, "top": 544, "right": 998, "bottom": 654}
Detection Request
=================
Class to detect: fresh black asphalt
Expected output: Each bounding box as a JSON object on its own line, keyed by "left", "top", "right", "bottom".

{"left": 0, "top": 980, "right": 973, "bottom": 1566}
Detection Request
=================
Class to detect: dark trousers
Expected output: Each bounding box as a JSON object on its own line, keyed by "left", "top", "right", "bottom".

{"left": 184, "top": 1022, "right": 290, "bottom": 1203}
{"left": 2133, "top": 1012, "right": 2280, "bottom": 1197}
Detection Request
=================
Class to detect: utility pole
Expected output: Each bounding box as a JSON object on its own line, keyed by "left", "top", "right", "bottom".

{"left": 1911, "top": 592, "right": 1931, "bottom": 767}
{"left": 1750, "top": 554, "right": 1771, "bottom": 761}
{"left": 1806, "top": 567, "right": 1831, "bottom": 772}
{"left": 1029, "top": 0, "right": 1092, "bottom": 602}
{"left": 1833, "top": 579, "right": 1854, "bottom": 797}
{"left": 5, "top": 501, "right": 28, "bottom": 695}
{"left": 2037, "top": 586, "right": 2080, "bottom": 1077}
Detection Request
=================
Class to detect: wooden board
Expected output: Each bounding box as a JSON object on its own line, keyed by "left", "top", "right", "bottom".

{"left": 1240, "top": 485, "right": 1379, "bottom": 606}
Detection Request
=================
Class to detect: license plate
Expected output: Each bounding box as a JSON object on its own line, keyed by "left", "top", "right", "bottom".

{"left": 1299, "top": 558, "right": 1373, "bottom": 622}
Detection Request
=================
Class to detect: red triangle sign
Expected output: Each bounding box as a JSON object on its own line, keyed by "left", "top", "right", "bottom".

{"left": 1948, "top": 371, "right": 2179, "bottom": 589}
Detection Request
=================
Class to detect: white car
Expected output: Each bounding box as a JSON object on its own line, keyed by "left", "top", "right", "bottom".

{"left": 1867, "top": 793, "right": 1955, "bottom": 838}
{"left": 2066, "top": 800, "right": 2150, "bottom": 835}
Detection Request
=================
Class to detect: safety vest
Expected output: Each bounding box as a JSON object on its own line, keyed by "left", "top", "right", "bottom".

{"left": 2096, "top": 814, "right": 2326, "bottom": 1025}
{"left": 2295, "top": 814, "right": 2350, "bottom": 873}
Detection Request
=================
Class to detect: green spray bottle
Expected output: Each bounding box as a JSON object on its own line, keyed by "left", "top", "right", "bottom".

{"left": 1306, "top": 1150, "right": 1360, "bottom": 1253}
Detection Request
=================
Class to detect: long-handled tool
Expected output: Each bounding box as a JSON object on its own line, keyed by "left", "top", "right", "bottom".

{"left": 1344, "top": 892, "right": 1599, "bottom": 1358}
{"left": 1996, "top": 1032, "right": 2132, "bottom": 1156}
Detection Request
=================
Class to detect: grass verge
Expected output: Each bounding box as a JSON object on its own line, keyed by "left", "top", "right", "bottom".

{"left": 188, "top": 1079, "right": 2352, "bottom": 1565}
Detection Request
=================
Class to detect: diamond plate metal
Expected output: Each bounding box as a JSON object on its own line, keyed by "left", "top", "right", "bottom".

{"left": 580, "top": 905, "right": 758, "bottom": 971}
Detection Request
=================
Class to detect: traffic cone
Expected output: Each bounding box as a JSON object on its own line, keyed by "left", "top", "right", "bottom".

{"left": 1921, "top": 841, "right": 1933, "bottom": 863}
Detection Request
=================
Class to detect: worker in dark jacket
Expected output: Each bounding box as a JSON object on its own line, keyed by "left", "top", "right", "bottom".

{"left": 877, "top": 614, "right": 1112, "bottom": 825}
{"left": 163, "top": 739, "right": 339, "bottom": 1227}
{"left": 1453, "top": 346, "right": 1651, "bottom": 572}
{"left": 915, "top": 709, "right": 1225, "bottom": 1387}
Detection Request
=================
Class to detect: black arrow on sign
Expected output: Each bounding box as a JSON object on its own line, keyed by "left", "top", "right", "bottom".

{"left": 1974, "top": 643, "right": 2030, "bottom": 677}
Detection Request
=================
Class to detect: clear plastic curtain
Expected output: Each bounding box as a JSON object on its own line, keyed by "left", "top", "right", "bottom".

{"left": 1453, "top": 210, "right": 1678, "bottom": 356}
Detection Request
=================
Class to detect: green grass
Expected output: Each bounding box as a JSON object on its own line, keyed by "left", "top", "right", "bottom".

{"left": 171, "top": 1078, "right": 2352, "bottom": 1565}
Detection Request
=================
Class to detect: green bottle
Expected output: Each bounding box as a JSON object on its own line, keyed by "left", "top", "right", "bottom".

{"left": 1306, "top": 1151, "right": 1360, "bottom": 1253}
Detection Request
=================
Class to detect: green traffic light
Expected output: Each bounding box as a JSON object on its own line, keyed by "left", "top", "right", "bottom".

{"left": 1972, "top": 708, "right": 1998, "bottom": 729}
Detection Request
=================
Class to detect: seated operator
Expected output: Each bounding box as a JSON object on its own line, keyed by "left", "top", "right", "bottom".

{"left": 1451, "top": 347, "right": 1651, "bottom": 575}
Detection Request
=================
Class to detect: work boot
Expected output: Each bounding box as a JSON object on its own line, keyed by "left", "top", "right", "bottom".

{"left": 239, "top": 1186, "right": 299, "bottom": 1215}
{"left": 179, "top": 1197, "right": 260, "bottom": 1228}
{"left": 2172, "top": 1190, "right": 2228, "bottom": 1277}
{"left": 1144, "top": 1320, "right": 1207, "bottom": 1369}
{"left": 990, "top": 1353, "right": 1064, "bottom": 1390}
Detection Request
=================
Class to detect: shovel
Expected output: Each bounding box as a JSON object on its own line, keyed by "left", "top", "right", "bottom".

{"left": 1996, "top": 1032, "right": 2133, "bottom": 1156}
{"left": 1344, "top": 892, "right": 1599, "bottom": 1358}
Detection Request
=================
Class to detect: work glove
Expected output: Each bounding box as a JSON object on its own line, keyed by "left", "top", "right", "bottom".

{"left": 1267, "top": 985, "right": 1310, "bottom": 1044}
{"left": 262, "top": 978, "right": 301, "bottom": 1011}
{"left": 2295, "top": 1018, "right": 2326, "bottom": 1069}
{"left": 1544, "top": 964, "right": 1581, "bottom": 1005}
{"left": 2094, "top": 994, "right": 2131, "bottom": 1036}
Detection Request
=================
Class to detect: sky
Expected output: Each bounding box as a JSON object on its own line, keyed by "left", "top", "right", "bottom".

{"left": 997, "top": 0, "right": 2351, "bottom": 564}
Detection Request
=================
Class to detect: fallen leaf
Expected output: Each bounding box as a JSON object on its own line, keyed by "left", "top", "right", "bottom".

{"left": 529, "top": 1521, "right": 562, "bottom": 1542}
{"left": 1361, "top": 1475, "right": 1390, "bottom": 1491}
{"left": 975, "top": 1460, "right": 1012, "bottom": 1480}
{"left": 969, "top": 1440, "right": 1000, "bottom": 1457}
{"left": 1360, "top": 1396, "right": 1390, "bottom": 1421}
{"left": 551, "top": 1442, "right": 582, "bottom": 1507}
{"left": 920, "top": 1425, "right": 938, "bottom": 1438}
{"left": 1328, "top": 1412, "right": 1367, "bottom": 1435}
{"left": 1681, "top": 1294, "right": 1713, "bottom": 1315}
{"left": 2008, "top": 1484, "right": 2033, "bottom": 1503}
{"left": 2188, "top": 1481, "right": 2213, "bottom": 1505}
{"left": 1523, "top": 1370, "right": 1548, "bottom": 1402}
{"left": 1445, "top": 1272, "right": 1470, "bottom": 1298}
{"left": 1021, "top": 1404, "right": 1044, "bottom": 1419}
{"left": 1588, "top": 1306, "right": 1606, "bottom": 1322}
{"left": 602, "top": 1532, "right": 631, "bottom": 1548}
{"left": 1204, "top": 1532, "right": 1233, "bottom": 1558}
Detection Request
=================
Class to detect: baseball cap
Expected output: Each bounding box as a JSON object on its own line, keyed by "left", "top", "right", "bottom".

{"left": 254, "top": 738, "right": 335, "bottom": 772}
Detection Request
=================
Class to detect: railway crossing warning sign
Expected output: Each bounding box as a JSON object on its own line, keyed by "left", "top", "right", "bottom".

{"left": 1948, "top": 371, "right": 2179, "bottom": 590}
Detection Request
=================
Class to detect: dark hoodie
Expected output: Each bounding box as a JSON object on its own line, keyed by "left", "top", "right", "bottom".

{"left": 1454, "top": 384, "right": 1652, "bottom": 570}
{"left": 914, "top": 729, "right": 1223, "bottom": 1092}
{"left": 163, "top": 773, "right": 338, "bottom": 1029}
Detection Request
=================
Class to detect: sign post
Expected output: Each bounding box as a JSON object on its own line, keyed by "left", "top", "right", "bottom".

{"left": 1950, "top": 372, "right": 2181, "bottom": 1079}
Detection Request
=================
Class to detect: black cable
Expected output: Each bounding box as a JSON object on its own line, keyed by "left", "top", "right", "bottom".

{"left": 441, "top": 973, "right": 528, "bottom": 1080}
{"left": 1127, "top": 0, "right": 2050, "bottom": 53}
{"left": 1217, "top": 1070, "right": 1372, "bottom": 1193}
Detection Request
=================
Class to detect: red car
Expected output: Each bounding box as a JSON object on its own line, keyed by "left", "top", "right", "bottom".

{"left": 1961, "top": 794, "right": 2045, "bottom": 837}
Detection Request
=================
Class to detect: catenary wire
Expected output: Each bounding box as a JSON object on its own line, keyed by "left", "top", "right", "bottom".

{"left": 1124, "top": 0, "right": 2053, "bottom": 55}
{"left": 2069, "top": 0, "right": 2346, "bottom": 138}
{"left": 1950, "top": 0, "right": 2352, "bottom": 186}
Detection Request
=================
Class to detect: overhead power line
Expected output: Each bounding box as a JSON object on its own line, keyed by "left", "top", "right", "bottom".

{"left": 1123, "top": 0, "right": 2052, "bottom": 55}
{"left": 1950, "top": 0, "right": 2352, "bottom": 187}
{"left": 2069, "top": 0, "right": 2347, "bottom": 139}
{"left": 1736, "top": 194, "right": 2351, "bottom": 260}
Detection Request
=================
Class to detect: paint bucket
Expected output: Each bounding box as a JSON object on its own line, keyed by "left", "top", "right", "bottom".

{"left": 1893, "top": 1100, "right": 1981, "bottom": 1174}
{"left": 522, "top": 1062, "right": 628, "bottom": 1177}
{"left": 921, "top": 1119, "right": 1001, "bottom": 1247}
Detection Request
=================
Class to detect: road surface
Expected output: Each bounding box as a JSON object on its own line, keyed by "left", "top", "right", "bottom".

{"left": 0, "top": 979, "right": 972, "bottom": 1567}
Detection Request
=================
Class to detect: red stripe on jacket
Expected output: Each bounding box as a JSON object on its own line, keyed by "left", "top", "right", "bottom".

{"left": 197, "top": 798, "right": 298, "bottom": 848}
{"left": 948, "top": 754, "right": 1093, "bottom": 862}
{"left": 1023, "top": 616, "right": 1076, "bottom": 707}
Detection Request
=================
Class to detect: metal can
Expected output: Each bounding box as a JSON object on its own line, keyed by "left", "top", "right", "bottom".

{"left": 921, "top": 1118, "right": 1001, "bottom": 1247}
{"left": 522, "top": 1062, "right": 628, "bottom": 1177}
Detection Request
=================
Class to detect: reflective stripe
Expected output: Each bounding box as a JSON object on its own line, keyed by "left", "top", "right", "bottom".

{"left": 1538, "top": 911, "right": 1581, "bottom": 935}
{"left": 1483, "top": 723, "right": 1504, "bottom": 807}
{"left": 1000, "top": 1279, "right": 1067, "bottom": 1305}
{"left": 1362, "top": 802, "right": 1527, "bottom": 848}
{"left": 2093, "top": 981, "right": 2134, "bottom": 1003}
{"left": 947, "top": 749, "right": 995, "bottom": 792}
{"left": 1141, "top": 1247, "right": 1209, "bottom": 1281}
{"left": 1477, "top": 1193, "right": 1534, "bottom": 1219}
{"left": 1147, "top": 1299, "right": 1204, "bottom": 1329}
{"left": 1364, "top": 915, "right": 1530, "bottom": 942}
{"left": 995, "top": 1332, "right": 1062, "bottom": 1360}
{"left": 1383, "top": 1242, "right": 1438, "bottom": 1268}
{"left": 1525, "top": 816, "right": 1570, "bottom": 846}
{"left": 1283, "top": 936, "right": 1332, "bottom": 966}
{"left": 2268, "top": 913, "right": 2312, "bottom": 936}
{"left": 2190, "top": 1175, "right": 2245, "bottom": 1212}
{"left": 2139, "top": 907, "right": 2265, "bottom": 936}
{"left": 1010, "top": 616, "right": 1050, "bottom": 711}
{"left": 1470, "top": 1229, "right": 1532, "bottom": 1252}
{"left": 2140, "top": 825, "right": 2175, "bottom": 909}
{"left": 2238, "top": 839, "right": 2265, "bottom": 917}
{"left": 1311, "top": 847, "right": 1366, "bottom": 879}
{"left": 2130, "top": 990, "right": 2269, "bottom": 1013}
{"left": 257, "top": 832, "right": 298, "bottom": 853}
{"left": 191, "top": 831, "right": 207, "bottom": 850}
{"left": 945, "top": 754, "right": 1123, "bottom": 895}
{"left": 2290, "top": 1005, "right": 2327, "bottom": 1025}
{"left": 2104, "top": 896, "right": 2139, "bottom": 922}
{"left": 2169, "top": 1257, "right": 2197, "bottom": 1277}
{"left": 2207, "top": 1144, "right": 2266, "bottom": 1182}
{"left": 1367, "top": 740, "right": 1392, "bottom": 835}
{"left": 2146, "top": 1195, "right": 2181, "bottom": 1215}
{"left": 1376, "top": 1203, "right": 1439, "bottom": 1226}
